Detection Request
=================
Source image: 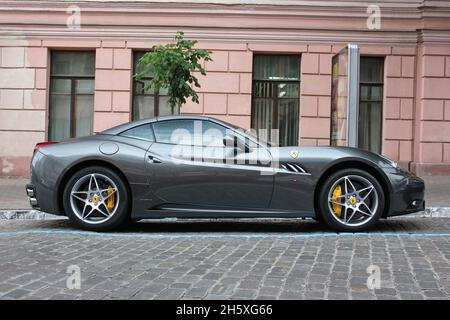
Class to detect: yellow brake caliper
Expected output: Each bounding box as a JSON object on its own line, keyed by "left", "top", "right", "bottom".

{"left": 331, "top": 185, "right": 342, "bottom": 217}
{"left": 107, "top": 186, "right": 115, "bottom": 211}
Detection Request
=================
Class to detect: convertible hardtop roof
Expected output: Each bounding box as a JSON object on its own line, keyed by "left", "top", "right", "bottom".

{"left": 100, "top": 115, "right": 234, "bottom": 135}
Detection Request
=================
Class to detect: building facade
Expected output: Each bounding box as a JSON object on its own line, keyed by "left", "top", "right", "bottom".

{"left": 1, "top": 0, "right": 450, "bottom": 176}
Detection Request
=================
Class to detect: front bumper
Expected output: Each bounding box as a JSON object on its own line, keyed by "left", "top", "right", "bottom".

{"left": 384, "top": 167, "right": 425, "bottom": 217}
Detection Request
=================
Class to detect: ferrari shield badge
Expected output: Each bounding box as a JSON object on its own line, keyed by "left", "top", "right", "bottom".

{"left": 290, "top": 149, "right": 299, "bottom": 159}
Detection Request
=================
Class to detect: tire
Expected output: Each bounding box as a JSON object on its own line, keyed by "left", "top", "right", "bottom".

{"left": 317, "top": 168, "right": 385, "bottom": 232}
{"left": 63, "top": 166, "right": 130, "bottom": 231}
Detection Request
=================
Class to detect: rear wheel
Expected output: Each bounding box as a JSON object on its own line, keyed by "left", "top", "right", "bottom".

{"left": 63, "top": 166, "right": 130, "bottom": 231}
{"left": 318, "top": 168, "right": 384, "bottom": 232}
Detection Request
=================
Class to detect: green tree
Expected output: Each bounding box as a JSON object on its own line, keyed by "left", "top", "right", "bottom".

{"left": 134, "top": 31, "right": 212, "bottom": 110}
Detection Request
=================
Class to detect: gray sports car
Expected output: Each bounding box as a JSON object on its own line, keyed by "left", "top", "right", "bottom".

{"left": 26, "top": 115, "right": 425, "bottom": 232}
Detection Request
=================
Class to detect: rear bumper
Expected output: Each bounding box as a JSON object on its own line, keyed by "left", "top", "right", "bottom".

{"left": 28, "top": 150, "right": 62, "bottom": 215}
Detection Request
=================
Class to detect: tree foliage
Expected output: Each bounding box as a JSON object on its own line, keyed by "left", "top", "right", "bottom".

{"left": 134, "top": 31, "right": 212, "bottom": 108}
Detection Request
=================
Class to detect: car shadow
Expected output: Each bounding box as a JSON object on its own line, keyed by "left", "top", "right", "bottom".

{"left": 123, "top": 219, "right": 330, "bottom": 234}
{"left": 129, "top": 218, "right": 434, "bottom": 234}
{"left": 17, "top": 217, "right": 432, "bottom": 235}
{"left": 36, "top": 216, "right": 433, "bottom": 235}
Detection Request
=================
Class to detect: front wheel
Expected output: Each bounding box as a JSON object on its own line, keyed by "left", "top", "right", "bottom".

{"left": 318, "top": 168, "right": 385, "bottom": 232}
{"left": 63, "top": 166, "right": 130, "bottom": 231}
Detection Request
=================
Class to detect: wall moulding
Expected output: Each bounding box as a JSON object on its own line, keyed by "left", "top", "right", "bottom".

{"left": 2, "top": 28, "right": 420, "bottom": 46}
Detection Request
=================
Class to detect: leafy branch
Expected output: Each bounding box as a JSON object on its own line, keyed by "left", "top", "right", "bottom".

{"left": 134, "top": 31, "right": 212, "bottom": 109}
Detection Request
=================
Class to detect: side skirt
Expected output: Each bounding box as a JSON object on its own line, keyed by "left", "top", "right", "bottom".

{"left": 131, "top": 207, "right": 315, "bottom": 219}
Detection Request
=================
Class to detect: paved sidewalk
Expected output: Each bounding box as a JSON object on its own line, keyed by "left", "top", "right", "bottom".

{"left": 1, "top": 217, "right": 450, "bottom": 300}
{"left": 421, "top": 176, "right": 450, "bottom": 207}
{"left": 1, "top": 176, "right": 449, "bottom": 210}
{"left": 0, "top": 177, "right": 29, "bottom": 210}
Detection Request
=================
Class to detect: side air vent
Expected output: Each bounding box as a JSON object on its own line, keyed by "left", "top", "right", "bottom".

{"left": 280, "top": 162, "right": 308, "bottom": 174}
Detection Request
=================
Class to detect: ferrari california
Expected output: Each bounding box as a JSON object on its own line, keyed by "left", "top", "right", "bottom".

{"left": 26, "top": 115, "right": 425, "bottom": 232}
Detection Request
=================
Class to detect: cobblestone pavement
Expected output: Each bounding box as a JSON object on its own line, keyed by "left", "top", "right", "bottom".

{"left": 1, "top": 217, "right": 450, "bottom": 300}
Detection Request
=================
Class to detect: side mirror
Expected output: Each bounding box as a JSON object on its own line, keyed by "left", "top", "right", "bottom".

{"left": 223, "top": 135, "right": 251, "bottom": 152}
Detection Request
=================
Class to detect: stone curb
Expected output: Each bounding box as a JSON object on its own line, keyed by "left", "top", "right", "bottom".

{"left": 0, "top": 210, "right": 62, "bottom": 220}
{"left": 1, "top": 207, "right": 450, "bottom": 220}
{"left": 408, "top": 207, "right": 450, "bottom": 218}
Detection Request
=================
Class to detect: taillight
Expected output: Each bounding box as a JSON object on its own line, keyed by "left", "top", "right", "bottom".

{"left": 34, "top": 141, "right": 58, "bottom": 153}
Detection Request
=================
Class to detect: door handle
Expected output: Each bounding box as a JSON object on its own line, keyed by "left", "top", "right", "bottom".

{"left": 147, "top": 155, "right": 162, "bottom": 164}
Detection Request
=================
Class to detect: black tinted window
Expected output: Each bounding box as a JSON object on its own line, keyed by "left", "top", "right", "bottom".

{"left": 152, "top": 120, "right": 227, "bottom": 146}
{"left": 120, "top": 124, "right": 154, "bottom": 141}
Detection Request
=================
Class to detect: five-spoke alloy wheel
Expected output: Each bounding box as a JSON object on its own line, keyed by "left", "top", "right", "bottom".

{"left": 63, "top": 166, "right": 130, "bottom": 231}
{"left": 318, "top": 168, "right": 385, "bottom": 232}
{"left": 70, "top": 173, "right": 119, "bottom": 224}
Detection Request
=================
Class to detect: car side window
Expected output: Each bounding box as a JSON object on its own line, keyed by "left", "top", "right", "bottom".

{"left": 202, "top": 121, "right": 227, "bottom": 147}
{"left": 153, "top": 120, "right": 194, "bottom": 145}
{"left": 152, "top": 119, "right": 228, "bottom": 147}
{"left": 119, "top": 123, "right": 154, "bottom": 141}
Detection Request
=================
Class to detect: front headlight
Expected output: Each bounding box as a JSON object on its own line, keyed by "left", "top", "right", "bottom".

{"left": 380, "top": 154, "right": 398, "bottom": 168}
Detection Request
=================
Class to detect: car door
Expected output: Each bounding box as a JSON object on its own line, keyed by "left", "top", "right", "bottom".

{"left": 146, "top": 119, "right": 274, "bottom": 209}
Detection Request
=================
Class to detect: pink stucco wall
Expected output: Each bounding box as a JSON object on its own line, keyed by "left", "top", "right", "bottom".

{"left": 413, "top": 46, "right": 450, "bottom": 175}
{"left": 1, "top": 1, "right": 450, "bottom": 176}
{"left": 0, "top": 40, "right": 46, "bottom": 176}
